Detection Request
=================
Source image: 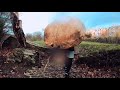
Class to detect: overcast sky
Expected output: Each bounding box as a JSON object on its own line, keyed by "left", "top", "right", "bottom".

{"left": 19, "top": 12, "right": 120, "bottom": 34}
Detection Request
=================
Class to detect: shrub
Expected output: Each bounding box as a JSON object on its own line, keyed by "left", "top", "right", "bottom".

{"left": 26, "top": 32, "right": 43, "bottom": 41}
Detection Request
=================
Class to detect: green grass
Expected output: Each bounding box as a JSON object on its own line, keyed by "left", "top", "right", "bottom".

{"left": 32, "top": 40, "right": 46, "bottom": 47}
{"left": 27, "top": 40, "right": 46, "bottom": 47}
{"left": 80, "top": 41, "right": 120, "bottom": 51}
{"left": 78, "top": 41, "right": 120, "bottom": 57}
{"left": 29, "top": 40, "right": 120, "bottom": 57}
{"left": 30, "top": 40, "right": 120, "bottom": 51}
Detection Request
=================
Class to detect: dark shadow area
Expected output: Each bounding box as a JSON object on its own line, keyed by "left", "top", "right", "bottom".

{"left": 2, "top": 36, "right": 19, "bottom": 49}
{"left": 0, "top": 56, "right": 6, "bottom": 64}
{"left": 0, "top": 35, "right": 20, "bottom": 49}
{"left": 75, "top": 50, "right": 120, "bottom": 69}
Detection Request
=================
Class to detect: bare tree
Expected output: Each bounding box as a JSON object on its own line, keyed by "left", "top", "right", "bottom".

{"left": 26, "top": 33, "right": 33, "bottom": 41}
{"left": 26, "top": 32, "right": 43, "bottom": 41}
{"left": 32, "top": 32, "right": 42, "bottom": 41}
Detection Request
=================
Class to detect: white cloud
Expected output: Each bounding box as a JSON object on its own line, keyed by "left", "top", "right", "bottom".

{"left": 19, "top": 12, "right": 57, "bottom": 34}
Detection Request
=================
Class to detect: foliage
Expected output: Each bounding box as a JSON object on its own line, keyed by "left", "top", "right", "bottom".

{"left": 0, "top": 12, "right": 13, "bottom": 34}
{"left": 0, "top": 19, "right": 5, "bottom": 40}
{"left": 0, "top": 12, "right": 13, "bottom": 40}
{"left": 85, "top": 33, "right": 92, "bottom": 38}
{"left": 26, "top": 32, "right": 43, "bottom": 41}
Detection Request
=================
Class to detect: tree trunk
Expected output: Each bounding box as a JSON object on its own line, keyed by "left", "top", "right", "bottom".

{"left": 12, "top": 12, "right": 26, "bottom": 48}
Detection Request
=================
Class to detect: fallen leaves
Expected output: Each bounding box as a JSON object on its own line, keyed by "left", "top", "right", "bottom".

{"left": 1, "top": 42, "right": 120, "bottom": 78}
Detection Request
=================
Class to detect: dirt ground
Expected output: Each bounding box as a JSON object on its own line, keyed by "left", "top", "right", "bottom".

{"left": 0, "top": 44, "right": 120, "bottom": 78}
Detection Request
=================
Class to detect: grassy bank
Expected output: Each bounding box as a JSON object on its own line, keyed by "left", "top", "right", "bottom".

{"left": 28, "top": 40, "right": 120, "bottom": 57}
{"left": 30, "top": 40, "right": 120, "bottom": 52}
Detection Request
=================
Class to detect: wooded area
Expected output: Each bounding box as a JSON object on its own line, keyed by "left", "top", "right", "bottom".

{"left": 0, "top": 12, "right": 26, "bottom": 49}
{"left": 86, "top": 26, "right": 120, "bottom": 44}
{"left": 1, "top": 12, "right": 120, "bottom": 78}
